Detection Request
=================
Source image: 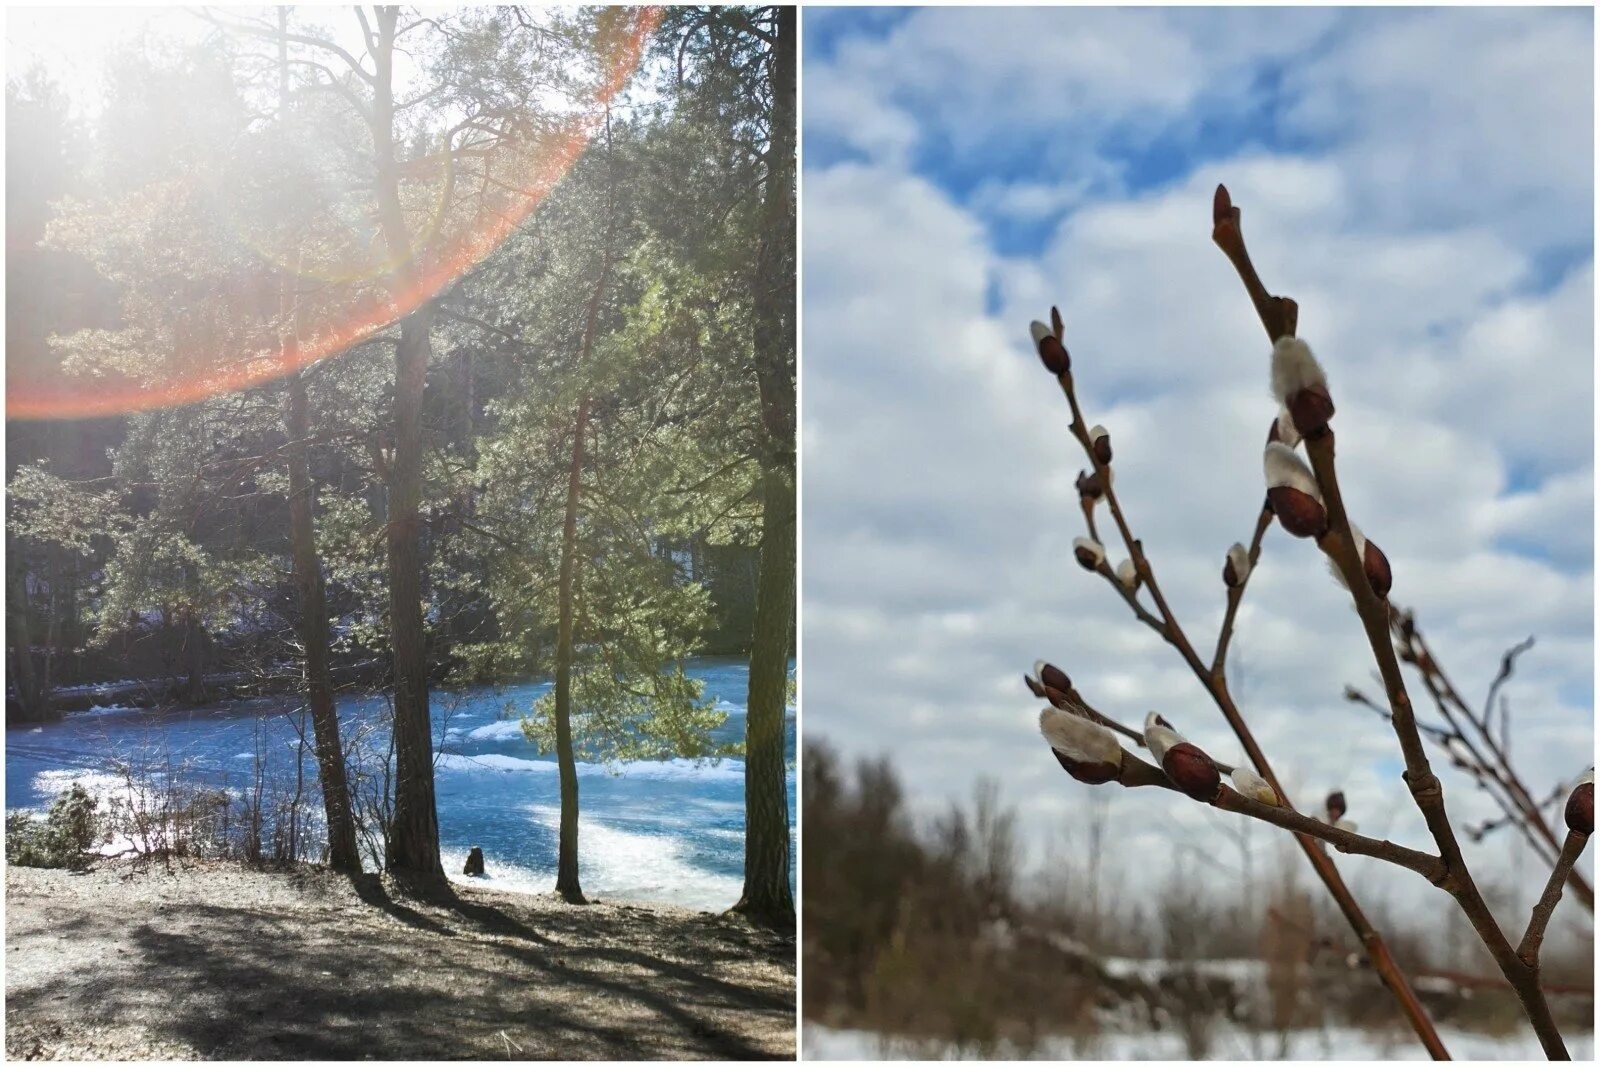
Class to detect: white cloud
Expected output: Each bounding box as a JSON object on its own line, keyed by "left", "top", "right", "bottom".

{"left": 802, "top": 8, "right": 1593, "bottom": 928}
{"left": 1279, "top": 7, "right": 1594, "bottom": 246}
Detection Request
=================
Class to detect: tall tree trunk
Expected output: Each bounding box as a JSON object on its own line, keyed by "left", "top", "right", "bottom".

{"left": 383, "top": 309, "right": 443, "bottom": 879}
{"left": 182, "top": 602, "right": 209, "bottom": 704}
{"left": 277, "top": 7, "right": 361, "bottom": 876}
{"left": 369, "top": 6, "right": 442, "bottom": 882}
{"left": 6, "top": 541, "right": 45, "bottom": 721}
{"left": 553, "top": 399, "right": 590, "bottom": 904}
{"left": 40, "top": 551, "right": 60, "bottom": 702}
{"left": 548, "top": 124, "right": 618, "bottom": 903}
{"left": 735, "top": 4, "right": 796, "bottom": 928}
{"left": 737, "top": 462, "right": 796, "bottom": 925}
{"left": 286, "top": 372, "right": 363, "bottom": 873}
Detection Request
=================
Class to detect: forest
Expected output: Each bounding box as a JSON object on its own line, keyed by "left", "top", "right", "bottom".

{"left": 6, "top": 6, "right": 794, "bottom": 1059}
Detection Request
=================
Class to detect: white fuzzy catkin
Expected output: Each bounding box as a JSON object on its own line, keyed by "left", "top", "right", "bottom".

{"left": 1231, "top": 767, "right": 1277, "bottom": 806}
{"left": 1270, "top": 337, "right": 1328, "bottom": 406}
{"left": 1090, "top": 424, "right": 1109, "bottom": 444}
{"left": 1274, "top": 405, "right": 1302, "bottom": 448}
{"left": 1039, "top": 706, "right": 1122, "bottom": 766}
{"left": 1030, "top": 321, "right": 1053, "bottom": 345}
{"left": 1226, "top": 543, "right": 1251, "bottom": 584}
{"left": 1116, "top": 559, "right": 1139, "bottom": 590}
{"left": 1073, "top": 536, "right": 1106, "bottom": 568}
{"left": 1143, "top": 711, "right": 1185, "bottom": 762}
{"left": 1581, "top": 769, "right": 1594, "bottom": 786}
{"left": 1263, "top": 441, "right": 1322, "bottom": 500}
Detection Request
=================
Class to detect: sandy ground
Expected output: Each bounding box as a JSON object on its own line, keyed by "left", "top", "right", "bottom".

{"left": 5, "top": 860, "right": 794, "bottom": 1060}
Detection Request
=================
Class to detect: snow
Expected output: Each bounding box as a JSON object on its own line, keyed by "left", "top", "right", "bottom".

{"left": 1102, "top": 955, "right": 1267, "bottom": 984}
{"left": 465, "top": 719, "right": 527, "bottom": 742}
{"left": 801, "top": 1023, "right": 1595, "bottom": 1061}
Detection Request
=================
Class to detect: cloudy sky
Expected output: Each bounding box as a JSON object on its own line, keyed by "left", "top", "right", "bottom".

{"left": 801, "top": 7, "right": 1593, "bottom": 928}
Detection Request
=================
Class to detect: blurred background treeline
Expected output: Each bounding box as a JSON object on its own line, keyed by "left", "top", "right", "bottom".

{"left": 801, "top": 741, "right": 1593, "bottom": 1059}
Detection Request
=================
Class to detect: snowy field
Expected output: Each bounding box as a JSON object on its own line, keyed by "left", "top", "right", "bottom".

{"left": 801, "top": 1023, "right": 1595, "bottom": 1061}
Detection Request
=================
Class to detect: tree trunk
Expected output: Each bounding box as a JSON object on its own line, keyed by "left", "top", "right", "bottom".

{"left": 547, "top": 143, "right": 617, "bottom": 904}
{"left": 40, "top": 551, "right": 60, "bottom": 703}
{"left": 6, "top": 542, "right": 46, "bottom": 721}
{"left": 737, "top": 460, "right": 795, "bottom": 926}
{"left": 286, "top": 371, "right": 363, "bottom": 874}
{"left": 182, "top": 603, "right": 209, "bottom": 705}
{"left": 553, "top": 399, "right": 590, "bottom": 904}
{"left": 368, "top": 7, "right": 443, "bottom": 883}
{"left": 276, "top": 9, "right": 361, "bottom": 876}
{"left": 383, "top": 309, "right": 444, "bottom": 880}
{"left": 735, "top": 4, "right": 796, "bottom": 929}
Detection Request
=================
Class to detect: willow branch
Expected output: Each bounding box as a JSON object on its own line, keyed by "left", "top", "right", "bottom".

{"left": 1040, "top": 307, "right": 1450, "bottom": 1058}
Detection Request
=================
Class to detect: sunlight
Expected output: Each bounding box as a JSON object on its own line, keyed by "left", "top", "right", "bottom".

{"left": 7, "top": 6, "right": 663, "bottom": 421}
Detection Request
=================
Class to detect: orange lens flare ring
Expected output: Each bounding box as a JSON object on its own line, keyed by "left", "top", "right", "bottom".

{"left": 7, "top": 6, "right": 662, "bottom": 421}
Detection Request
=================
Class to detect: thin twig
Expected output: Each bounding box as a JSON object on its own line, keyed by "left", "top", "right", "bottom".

{"left": 1099, "top": 727, "right": 1445, "bottom": 881}
{"left": 1519, "top": 831, "right": 1591, "bottom": 968}
{"left": 1211, "top": 503, "right": 1273, "bottom": 677}
{"left": 1388, "top": 614, "right": 1593, "bottom": 911}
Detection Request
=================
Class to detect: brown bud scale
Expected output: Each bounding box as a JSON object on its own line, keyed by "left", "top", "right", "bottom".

{"left": 1267, "top": 485, "right": 1328, "bottom": 539}
{"left": 1037, "top": 334, "right": 1070, "bottom": 376}
{"left": 1287, "top": 385, "right": 1335, "bottom": 439}
{"left": 1566, "top": 782, "right": 1593, "bottom": 836}
{"left": 1051, "top": 747, "right": 1120, "bottom": 785}
{"left": 1163, "top": 742, "right": 1221, "bottom": 801}
{"left": 1039, "top": 662, "right": 1071, "bottom": 693}
{"left": 1363, "top": 539, "right": 1393, "bottom": 599}
{"left": 1213, "top": 184, "right": 1236, "bottom": 227}
{"left": 1074, "top": 545, "right": 1100, "bottom": 572}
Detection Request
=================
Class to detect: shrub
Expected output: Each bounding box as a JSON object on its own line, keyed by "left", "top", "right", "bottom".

{"left": 6, "top": 784, "right": 100, "bottom": 870}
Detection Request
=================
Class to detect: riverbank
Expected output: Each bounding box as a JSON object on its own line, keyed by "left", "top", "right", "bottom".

{"left": 7, "top": 657, "right": 794, "bottom": 914}
{"left": 6, "top": 859, "right": 795, "bottom": 1060}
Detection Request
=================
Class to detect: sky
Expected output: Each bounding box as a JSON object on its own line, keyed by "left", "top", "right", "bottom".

{"left": 5, "top": 7, "right": 659, "bottom": 120}
{"left": 801, "top": 6, "right": 1594, "bottom": 934}
{"left": 6, "top": 7, "right": 444, "bottom": 115}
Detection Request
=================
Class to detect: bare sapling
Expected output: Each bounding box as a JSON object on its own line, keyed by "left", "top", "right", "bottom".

{"left": 1021, "top": 185, "right": 1591, "bottom": 1059}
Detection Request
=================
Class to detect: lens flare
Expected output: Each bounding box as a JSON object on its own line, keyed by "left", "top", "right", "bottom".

{"left": 8, "top": 7, "right": 662, "bottom": 421}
